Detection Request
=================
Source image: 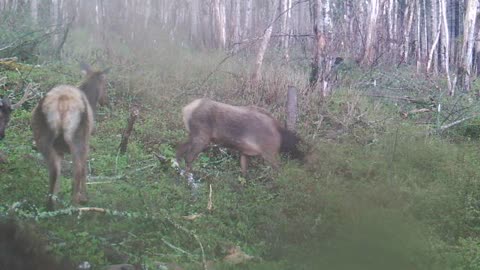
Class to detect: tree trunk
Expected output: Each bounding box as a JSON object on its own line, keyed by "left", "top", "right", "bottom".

{"left": 284, "top": 0, "right": 292, "bottom": 60}
{"left": 251, "top": 0, "right": 279, "bottom": 84}
{"left": 430, "top": 0, "right": 439, "bottom": 73}
{"left": 232, "top": 0, "right": 241, "bottom": 51}
{"left": 362, "top": 0, "right": 380, "bottom": 66}
{"left": 243, "top": 0, "right": 253, "bottom": 39}
{"left": 457, "top": 0, "right": 478, "bottom": 93}
{"left": 440, "top": 0, "right": 453, "bottom": 95}
{"left": 213, "top": 0, "right": 226, "bottom": 48}
{"left": 403, "top": 2, "right": 414, "bottom": 64}
{"left": 144, "top": 0, "right": 151, "bottom": 28}
{"left": 31, "top": 0, "right": 38, "bottom": 24}
{"left": 416, "top": 0, "right": 422, "bottom": 73}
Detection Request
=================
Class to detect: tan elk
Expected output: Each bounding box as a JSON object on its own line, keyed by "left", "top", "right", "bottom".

{"left": 31, "top": 63, "right": 109, "bottom": 209}
{"left": 176, "top": 98, "right": 304, "bottom": 176}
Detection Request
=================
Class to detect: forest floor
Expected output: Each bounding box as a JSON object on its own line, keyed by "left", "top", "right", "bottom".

{"left": 2, "top": 53, "right": 480, "bottom": 270}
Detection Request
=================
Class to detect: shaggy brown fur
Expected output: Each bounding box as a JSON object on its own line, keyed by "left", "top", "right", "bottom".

{"left": 176, "top": 98, "right": 303, "bottom": 175}
{"left": 0, "top": 219, "right": 74, "bottom": 270}
{"left": 31, "top": 63, "right": 109, "bottom": 210}
{"left": 0, "top": 98, "right": 12, "bottom": 140}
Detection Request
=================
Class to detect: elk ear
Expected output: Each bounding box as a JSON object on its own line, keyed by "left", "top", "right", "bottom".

{"left": 80, "top": 62, "right": 93, "bottom": 76}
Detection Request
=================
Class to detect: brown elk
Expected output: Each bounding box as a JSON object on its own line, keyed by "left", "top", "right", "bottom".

{"left": 0, "top": 219, "right": 75, "bottom": 270}
{"left": 31, "top": 63, "right": 109, "bottom": 210}
{"left": 176, "top": 98, "right": 303, "bottom": 176}
{"left": 0, "top": 98, "right": 12, "bottom": 140}
{"left": 0, "top": 85, "right": 36, "bottom": 141}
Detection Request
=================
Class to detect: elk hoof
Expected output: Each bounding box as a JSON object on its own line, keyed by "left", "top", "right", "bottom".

{"left": 73, "top": 193, "right": 89, "bottom": 205}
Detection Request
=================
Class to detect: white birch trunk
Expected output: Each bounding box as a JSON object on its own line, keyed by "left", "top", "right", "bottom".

{"left": 458, "top": 0, "right": 478, "bottom": 92}
{"left": 403, "top": 3, "right": 414, "bottom": 63}
{"left": 284, "top": 0, "right": 292, "bottom": 60}
{"left": 244, "top": 0, "right": 252, "bottom": 38}
{"left": 213, "top": 0, "right": 226, "bottom": 48}
{"left": 416, "top": 0, "right": 422, "bottom": 72}
{"left": 440, "top": 0, "right": 453, "bottom": 95}
{"left": 431, "top": 0, "right": 439, "bottom": 73}
{"left": 362, "top": 0, "right": 380, "bottom": 66}
{"left": 31, "top": 0, "right": 38, "bottom": 24}
{"left": 144, "top": 0, "right": 151, "bottom": 28}
{"left": 232, "top": 0, "right": 241, "bottom": 51}
{"left": 252, "top": 1, "right": 279, "bottom": 84}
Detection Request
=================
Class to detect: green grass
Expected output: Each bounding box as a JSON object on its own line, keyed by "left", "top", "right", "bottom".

{"left": 3, "top": 40, "right": 480, "bottom": 269}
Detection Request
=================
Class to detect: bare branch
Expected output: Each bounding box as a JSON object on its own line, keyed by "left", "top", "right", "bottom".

{"left": 10, "top": 82, "right": 38, "bottom": 109}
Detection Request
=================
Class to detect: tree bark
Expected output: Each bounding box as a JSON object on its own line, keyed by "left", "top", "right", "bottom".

{"left": 251, "top": 0, "right": 279, "bottom": 84}
{"left": 243, "top": 0, "right": 253, "bottom": 39}
{"left": 31, "top": 0, "right": 38, "bottom": 24}
{"left": 440, "top": 0, "right": 453, "bottom": 95}
{"left": 213, "top": 0, "right": 226, "bottom": 48}
{"left": 457, "top": 0, "right": 478, "bottom": 93}
{"left": 362, "top": 0, "right": 380, "bottom": 66}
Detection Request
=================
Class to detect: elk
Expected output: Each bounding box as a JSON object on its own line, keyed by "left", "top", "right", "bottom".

{"left": 0, "top": 219, "right": 74, "bottom": 270}
{"left": 0, "top": 86, "right": 35, "bottom": 140}
{"left": 0, "top": 98, "right": 12, "bottom": 140}
{"left": 176, "top": 98, "right": 303, "bottom": 176}
{"left": 31, "top": 63, "right": 109, "bottom": 210}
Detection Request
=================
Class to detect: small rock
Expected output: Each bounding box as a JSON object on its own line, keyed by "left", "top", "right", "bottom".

{"left": 77, "top": 261, "right": 91, "bottom": 270}
{"left": 154, "top": 261, "right": 183, "bottom": 270}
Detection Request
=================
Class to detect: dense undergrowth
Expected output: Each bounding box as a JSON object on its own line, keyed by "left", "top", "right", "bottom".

{"left": 2, "top": 28, "right": 480, "bottom": 270}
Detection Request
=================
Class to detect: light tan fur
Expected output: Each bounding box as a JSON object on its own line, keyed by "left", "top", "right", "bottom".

{"left": 41, "top": 86, "right": 93, "bottom": 140}
{"left": 177, "top": 98, "right": 286, "bottom": 175}
{"left": 31, "top": 64, "right": 109, "bottom": 210}
{"left": 182, "top": 98, "right": 203, "bottom": 132}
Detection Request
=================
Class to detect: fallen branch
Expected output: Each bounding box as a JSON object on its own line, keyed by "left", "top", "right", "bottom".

{"left": 161, "top": 238, "right": 196, "bottom": 258}
{"left": 400, "top": 108, "right": 432, "bottom": 118}
{"left": 0, "top": 57, "right": 18, "bottom": 62}
{"left": 154, "top": 153, "right": 201, "bottom": 191}
{"left": 207, "top": 184, "right": 213, "bottom": 212}
{"left": 438, "top": 114, "right": 478, "bottom": 132}
{"left": 366, "top": 94, "right": 435, "bottom": 105}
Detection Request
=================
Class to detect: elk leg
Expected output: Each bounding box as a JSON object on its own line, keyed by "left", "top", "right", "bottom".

{"left": 240, "top": 154, "right": 249, "bottom": 176}
{"left": 36, "top": 134, "right": 61, "bottom": 210}
{"left": 184, "top": 138, "right": 208, "bottom": 173}
{"left": 46, "top": 149, "right": 62, "bottom": 210}
{"left": 176, "top": 141, "right": 191, "bottom": 164}
{"left": 67, "top": 138, "right": 89, "bottom": 205}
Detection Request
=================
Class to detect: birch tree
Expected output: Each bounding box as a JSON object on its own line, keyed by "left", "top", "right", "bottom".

{"left": 362, "top": 0, "right": 381, "bottom": 66}
{"left": 252, "top": 0, "right": 279, "bottom": 84}
{"left": 213, "top": 0, "right": 226, "bottom": 48}
{"left": 457, "top": 0, "right": 478, "bottom": 93}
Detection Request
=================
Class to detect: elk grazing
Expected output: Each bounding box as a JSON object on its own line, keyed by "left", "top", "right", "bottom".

{"left": 176, "top": 98, "right": 304, "bottom": 176}
{"left": 31, "top": 63, "right": 109, "bottom": 210}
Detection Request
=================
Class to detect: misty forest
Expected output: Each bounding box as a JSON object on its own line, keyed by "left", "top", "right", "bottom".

{"left": 4, "top": 0, "right": 480, "bottom": 269}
